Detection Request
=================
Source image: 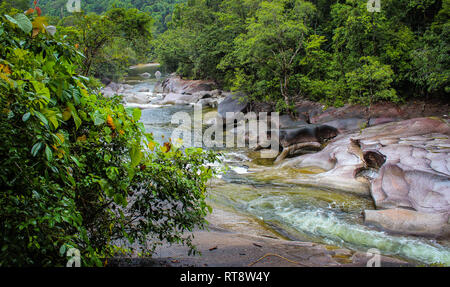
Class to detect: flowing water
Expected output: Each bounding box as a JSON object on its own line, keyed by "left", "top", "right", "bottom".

{"left": 125, "top": 75, "right": 450, "bottom": 266}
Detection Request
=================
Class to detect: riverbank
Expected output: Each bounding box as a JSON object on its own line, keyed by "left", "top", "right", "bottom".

{"left": 110, "top": 206, "right": 411, "bottom": 267}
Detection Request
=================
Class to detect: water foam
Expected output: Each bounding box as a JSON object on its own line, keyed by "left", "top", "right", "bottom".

{"left": 247, "top": 196, "right": 450, "bottom": 265}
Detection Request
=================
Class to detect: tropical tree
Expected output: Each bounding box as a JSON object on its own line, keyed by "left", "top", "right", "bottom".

{"left": 58, "top": 8, "right": 153, "bottom": 80}
{"left": 0, "top": 8, "right": 218, "bottom": 266}
{"left": 221, "top": 0, "right": 316, "bottom": 111}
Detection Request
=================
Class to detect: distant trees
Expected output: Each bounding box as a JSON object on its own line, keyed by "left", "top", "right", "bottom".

{"left": 155, "top": 0, "right": 449, "bottom": 111}
{"left": 222, "top": 0, "right": 316, "bottom": 111}
{"left": 37, "top": 0, "right": 185, "bottom": 34}
{"left": 0, "top": 0, "right": 30, "bottom": 11}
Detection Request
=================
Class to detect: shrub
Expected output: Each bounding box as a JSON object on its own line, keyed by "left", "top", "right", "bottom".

{"left": 0, "top": 10, "right": 218, "bottom": 266}
{"left": 345, "top": 56, "right": 399, "bottom": 106}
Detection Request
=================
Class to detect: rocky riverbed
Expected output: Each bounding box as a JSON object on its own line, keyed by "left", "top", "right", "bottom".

{"left": 277, "top": 117, "right": 450, "bottom": 238}
{"left": 111, "top": 207, "right": 410, "bottom": 267}
{"left": 102, "top": 75, "right": 450, "bottom": 266}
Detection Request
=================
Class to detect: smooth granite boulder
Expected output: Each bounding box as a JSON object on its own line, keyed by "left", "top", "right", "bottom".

{"left": 365, "top": 208, "right": 450, "bottom": 237}
{"left": 159, "top": 93, "right": 201, "bottom": 105}
{"left": 124, "top": 93, "right": 152, "bottom": 105}
{"left": 156, "top": 75, "right": 217, "bottom": 95}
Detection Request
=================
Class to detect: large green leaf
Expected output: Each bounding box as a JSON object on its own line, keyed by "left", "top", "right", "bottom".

{"left": 32, "top": 81, "right": 51, "bottom": 99}
{"left": 31, "top": 142, "right": 43, "bottom": 157}
{"left": 132, "top": 108, "right": 142, "bottom": 122}
{"left": 15, "top": 14, "right": 33, "bottom": 34}
{"left": 4, "top": 15, "right": 18, "bottom": 25}
{"left": 34, "top": 111, "right": 48, "bottom": 126}
{"left": 45, "top": 145, "right": 53, "bottom": 162}
{"left": 67, "top": 103, "right": 82, "bottom": 130}
{"left": 130, "top": 145, "right": 142, "bottom": 168}
{"left": 5, "top": 14, "right": 33, "bottom": 34}
{"left": 92, "top": 110, "right": 105, "bottom": 126}
{"left": 22, "top": 112, "right": 31, "bottom": 122}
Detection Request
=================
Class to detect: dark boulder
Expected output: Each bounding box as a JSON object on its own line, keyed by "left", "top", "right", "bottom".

{"left": 279, "top": 117, "right": 450, "bottom": 237}
{"left": 294, "top": 100, "right": 324, "bottom": 123}
{"left": 279, "top": 124, "right": 338, "bottom": 148}
{"left": 218, "top": 93, "right": 249, "bottom": 124}
{"left": 101, "top": 77, "right": 112, "bottom": 86}
{"left": 279, "top": 115, "right": 308, "bottom": 129}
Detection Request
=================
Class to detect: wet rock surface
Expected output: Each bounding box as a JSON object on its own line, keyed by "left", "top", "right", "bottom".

{"left": 137, "top": 229, "right": 409, "bottom": 267}
{"left": 102, "top": 75, "right": 449, "bottom": 262}
{"left": 280, "top": 117, "right": 450, "bottom": 237}
{"left": 101, "top": 76, "right": 225, "bottom": 107}
{"left": 151, "top": 76, "right": 225, "bottom": 107}
{"left": 365, "top": 208, "right": 449, "bottom": 237}
{"left": 101, "top": 82, "right": 155, "bottom": 105}
{"left": 109, "top": 207, "right": 410, "bottom": 267}
{"left": 279, "top": 125, "right": 338, "bottom": 148}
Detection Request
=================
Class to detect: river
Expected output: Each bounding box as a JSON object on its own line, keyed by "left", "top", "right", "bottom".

{"left": 123, "top": 72, "right": 450, "bottom": 266}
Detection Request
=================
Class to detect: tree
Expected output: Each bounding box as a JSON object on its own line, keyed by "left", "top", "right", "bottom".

{"left": 221, "top": 0, "right": 316, "bottom": 111}
{"left": 156, "top": 0, "right": 448, "bottom": 108}
{"left": 58, "top": 8, "right": 153, "bottom": 80}
{"left": 408, "top": 0, "right": 449, "bottom": 97}
{"left": 0, "top": 9, "right": 218, "bottom": 266}
{"left": 0, "top": 0, "right": 30, "bottom": 11}
{"left": 37, "top": 0, "right": 185, "bottom": 34}
{"left": 345, "top": 56, "right": 398, "bottom": 106}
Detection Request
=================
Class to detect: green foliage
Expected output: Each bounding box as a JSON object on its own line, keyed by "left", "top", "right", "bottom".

{"left": 408, "top": 0, "right": 450, "bottom": 95}
{"left": 0, "top": 0, "right": 30, "bottom": 11}
{"left": 36, "top": 0, "right": 185, "bottom": 34}
{"left": 57, "top": 8, "right": 153, "bottom": 81}
{"left": 345, "top": 56, "right": 398, "bottom": 106}
{"left": 155, "top": 0, "right": 235, "bottom": 80}
{"left": 0, "top": 11, "right": 218, "bottom": 266}
{"left": 221, "top": 0, "right": 315, "bottom": 111}
{"left": 156, "top": 0, "right": 448, "bottom": 109}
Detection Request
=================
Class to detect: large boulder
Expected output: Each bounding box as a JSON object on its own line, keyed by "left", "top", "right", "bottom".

{"left": 294, "top": 100, "right": 324, "bottom": 123}
{"left": 124, "top": 92, "right": 152, "bottom": 105}
{"left": 279, "top": 125, "right": 338, "bottom": 148}
{"left": 291, "top": 100, "right": 450, "bottom": 132}
{"left": 158, "top": 90, "right": 223, "bottom": 106}
{"left": 322, "top": 118, "right": 368, "bottom": 132}
{"left": 198, "top": 97, "right": 222, "bottom": 108}
{"left": 365, "top": 209, "right": 450, "bottom": 237}
{"left": 279, "top": 115, "right": 308, "bottom": 129}
{"left": 159, "top": 93, "right": 200, "bottom": 105}
{"left": 155, "top": 75, "right": 217, "bottom": 95}
{"left": 218, "top": 93, "right": 249, "bottom": 125}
